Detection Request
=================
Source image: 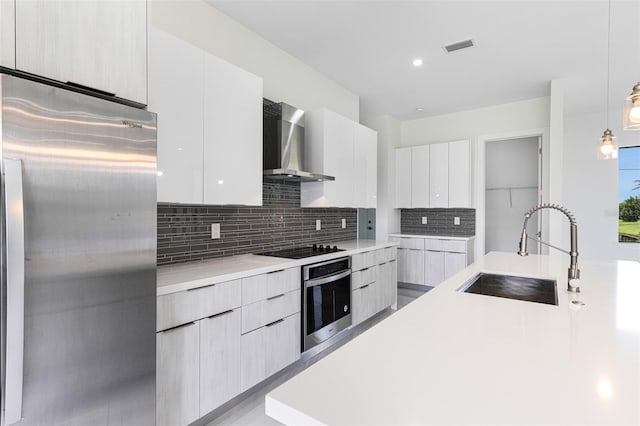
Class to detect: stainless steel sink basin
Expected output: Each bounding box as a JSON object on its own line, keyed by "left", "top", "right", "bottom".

{"left": 459, "top": 273, "right": 558, "bottom": 306}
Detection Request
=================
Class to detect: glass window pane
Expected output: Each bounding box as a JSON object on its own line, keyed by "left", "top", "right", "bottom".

{"left": 618, "top": 146, "right": 640, "bottom": 243}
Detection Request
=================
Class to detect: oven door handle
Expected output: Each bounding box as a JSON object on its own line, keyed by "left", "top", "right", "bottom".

{"left": 305, "top": 269, "right": 351, "bottom": 288}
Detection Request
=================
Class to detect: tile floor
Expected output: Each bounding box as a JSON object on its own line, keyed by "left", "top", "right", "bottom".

{"left": 203, "top": 285, "right": 428, "bottom": 426}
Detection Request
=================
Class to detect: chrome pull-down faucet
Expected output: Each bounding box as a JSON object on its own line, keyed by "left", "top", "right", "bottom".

{"left": 517, "top": 203, "right": 581, "bottom": 292}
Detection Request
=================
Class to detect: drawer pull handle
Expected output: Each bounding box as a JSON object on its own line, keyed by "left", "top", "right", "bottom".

{"left": 360, "top": 267, "right": 369, "bottom": 272}
{"left": 187, "top": 283, "right": 216, "bottom": 291}
{"left": 267, "top": 269, "right": 284, "bottom": 275}
{"left": 266, "top": 293, "right": 285, "bottom": 301}
{"left": 160, "top": 322, "right": 195, "bottom": 334}
{"left": 360, "top": 284, "right": 370, "bottom": 289}
{"left": 265, "top": 318, "right": 285, "bottom": 327}
{"left": 207, "top": 309, "right": 234, "bottom": 320}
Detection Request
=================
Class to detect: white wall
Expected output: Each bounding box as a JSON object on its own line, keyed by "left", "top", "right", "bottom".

{"left": 149, "top": 0, "right": 359, "bottom": 121}
{"left": 361, "top": 114, "right": 401, "bottom": 240}
{"left": 401, "top": 97, "right": 550, "bottom": 147}
{"left": 563, "top": 109, "right": 640, "bottom": 261}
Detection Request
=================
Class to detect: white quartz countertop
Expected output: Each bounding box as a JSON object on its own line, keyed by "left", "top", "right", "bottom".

{"left": 388, "top": 232, "right": 475, "bottom": 241}
{"left": 157, "top": 239, "right": 398, "bottom": 295}
{"left": 266, "top": 252, "right": 640, "bottom": 425}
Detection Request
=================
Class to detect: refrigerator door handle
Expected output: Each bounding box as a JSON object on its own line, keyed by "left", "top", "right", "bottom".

{"left": 3, "top": 158, "right": 25, "bottom": 425}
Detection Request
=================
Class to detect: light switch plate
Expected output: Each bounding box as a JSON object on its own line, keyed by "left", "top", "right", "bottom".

{"left": 454, "top": 217, "right": 460, "bottom": 225}
{"left": 421, "top": 216, "right": 428, "bottom": 225}
{"left": 211, "top": 223, "right": 221, "bottom": 239}
{"left": 316, "top": 219, "right": 321, "bottom": 231}
{"left": 341, "top": 218, "right": 346, "bottom": 229}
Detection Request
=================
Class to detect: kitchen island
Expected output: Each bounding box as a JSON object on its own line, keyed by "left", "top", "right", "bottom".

{"left": 266, "top": 252, "right": 640, "bottom": 425}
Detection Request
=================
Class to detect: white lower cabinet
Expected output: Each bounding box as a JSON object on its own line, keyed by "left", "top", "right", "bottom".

{"left": 352, "top": 282, "right": 377, "bottom": 325}
{"left": 157, "top": 255, "right": 398, "bottom": 426}
{"left": 199, "top": 309, "right": 241, "bottom": 416}
{"left": 426, "top": 250, "right": 466, "bottom": 285}
{"left": 351, "top": 247, "right": 398, "bottom": 326}
{"left": 240, "top": 313, "right": 300, "bottom": 392}
{"left": 397, "top": 248, "right": 425, "bottom": 285}
{"left": 157, "top": 322, "right": 199, "bottom": 426}
{"left": 444, "top": 252, "right": 467, "bottom": 280}
{"left": 424, "top": 250, "right": 445, "bottom": 287}
{"left": 379, "top": 259, "right": 398, "bottom": 308}
{"left": 394, "top": 236, "right": 474, "bottom": 288}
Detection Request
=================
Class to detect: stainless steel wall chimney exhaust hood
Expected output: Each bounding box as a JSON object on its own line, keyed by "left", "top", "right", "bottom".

{"left": 263, "top": 100, "right": 335, "bottom": 182}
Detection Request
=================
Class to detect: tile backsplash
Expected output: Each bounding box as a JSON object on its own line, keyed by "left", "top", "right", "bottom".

{"left": 157, "top": 180, "right": 357, "bottom": 265}
{"left": 400, "top": 208, "right": 475, "bottom": 236}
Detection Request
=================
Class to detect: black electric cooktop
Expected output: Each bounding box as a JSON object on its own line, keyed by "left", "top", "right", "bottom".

{"left": 259, "top": 244, "right": 344, "bottom": 259}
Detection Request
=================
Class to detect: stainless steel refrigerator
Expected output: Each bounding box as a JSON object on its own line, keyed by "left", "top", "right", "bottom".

{"left": 0, "top": 74, "right": 157, "bottom": 425}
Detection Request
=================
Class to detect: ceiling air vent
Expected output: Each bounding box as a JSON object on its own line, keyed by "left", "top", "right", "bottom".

{"left": 444, "top": 39, "right": 474, "bottom": 53}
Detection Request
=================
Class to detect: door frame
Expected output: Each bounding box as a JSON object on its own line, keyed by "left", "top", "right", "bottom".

{"left": 475, "top": 127, "right": 550, "bottom": 257}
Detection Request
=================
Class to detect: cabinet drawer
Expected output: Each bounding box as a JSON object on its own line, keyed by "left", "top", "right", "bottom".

{"left": 240, "top": 312, "right": 300, "bottom": 391}
{"left": 242, "top": 267, "right": 300, "bottom": 305}
{"left": 351, "top": 250, "right": 377, "bottom": 271}
{"left": 443, "top": 240, "right": 467, "bottom": 253}
{"left": 352, "top": 266, "right": 377, "bottom": 290}
{"left": 394, "top": 237, "right": 424, "bottom": 250}
{"left": 241, "top": 289, "right": 300, "bottom": 334}
{"left": 424, "top": 238, "right": 467, "bottom": 253}
{"left": 157, "top": 279, "right": 241, "bottom": 332}
{"left": 376, "top": 246, "right": 397, "bottom": 264}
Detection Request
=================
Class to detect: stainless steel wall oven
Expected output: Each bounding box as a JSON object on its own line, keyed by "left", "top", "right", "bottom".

{"left": 302, "top": 257, "right": 352, "bottom": 352}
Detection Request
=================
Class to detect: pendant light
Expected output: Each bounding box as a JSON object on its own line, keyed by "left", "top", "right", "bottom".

{"left": 598, "top": 0, "right": 618, "bottom": 160}
{"left": 623, "top": 82, "right": 640, "bottom": 130}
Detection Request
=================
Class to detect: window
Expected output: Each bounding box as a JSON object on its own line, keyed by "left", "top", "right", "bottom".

{"left": 618, "top": 146, "right": 640, "bottom": 243}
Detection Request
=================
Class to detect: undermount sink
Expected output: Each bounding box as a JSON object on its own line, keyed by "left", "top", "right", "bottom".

{"left": 459, "top": 273, "right": 558, "bottom": 306}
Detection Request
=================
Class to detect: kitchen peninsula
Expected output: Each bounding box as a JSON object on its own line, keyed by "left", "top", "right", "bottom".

{"left": 266, "top": 252, "right": 640, "bottom": 425}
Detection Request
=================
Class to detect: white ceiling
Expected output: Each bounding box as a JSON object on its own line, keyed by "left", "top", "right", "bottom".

{"left": 209, "top": 0, "right": 640, "bottom": 121}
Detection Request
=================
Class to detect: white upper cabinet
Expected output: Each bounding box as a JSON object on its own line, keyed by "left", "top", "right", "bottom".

{"left": 411, "top": 145, "right": 430, "bottom": 208}
{"left": 301, "top": 108, "right": 377, "bottom": 208}
{"left": 354, "top": 124, "right": 378, "bottom": 208}
{"left": 149, "top": 28, "right": 263, "bottom": 206}
{"left": 15, "top": 0, "right": 147, "bottom": 104}
{"left": 0, "top": 0, "right": 15, "bottom": 68}
{"left": 394, "top": 147, "right": 412, "bottom": 208}
{"left": 395, "top": 140, "right": 471, "bottom": 209}
{"left": 203, "top": 53, "right": 262, "bottom": 206}
{"left": 448, "top": 140, "right": 471, "bottom": 207}
{"left": 429, "top": 142, "right": 449, "bottom": 207}
{"left": 149, "top": 28, "right": 204, "bottom": 204}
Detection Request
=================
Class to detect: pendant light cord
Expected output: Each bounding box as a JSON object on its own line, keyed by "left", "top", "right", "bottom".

{"left": 606, "top": 0, "right": 612, "bottom": 128}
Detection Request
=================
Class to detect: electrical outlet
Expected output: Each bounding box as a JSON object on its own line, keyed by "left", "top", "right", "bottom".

{"left": 341, "top": 218, "right": 346, "bottom": 229}
{"left": 454, "top": 217, "right": 460, "bottom": 226}
{"left": 211, "top": 223, "right": 221, "bottom": 239}
{"left": 316, "top": 219, "right": 321, "bottom": 231}
{"left": 421, "top": 216, "right": 428, "bottom": 225}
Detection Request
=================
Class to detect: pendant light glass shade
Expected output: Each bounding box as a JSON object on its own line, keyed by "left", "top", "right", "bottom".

{"left": 623, "top": 82, "right": 640, "bottom": 130}
{"left": 597, "top": 129, "right": 618, "bottom": 160}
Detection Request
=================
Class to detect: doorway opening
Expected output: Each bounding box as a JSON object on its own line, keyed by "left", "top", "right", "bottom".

{"left": 484, "top": 136, "right": 542, "bottom": 254}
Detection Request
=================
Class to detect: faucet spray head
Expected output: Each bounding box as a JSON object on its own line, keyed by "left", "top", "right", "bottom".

{"left": 517, "top": 213, "right": 530, "bottom": 256}
{"left": 517, "top": 228, "right": 528, "bottom": 256}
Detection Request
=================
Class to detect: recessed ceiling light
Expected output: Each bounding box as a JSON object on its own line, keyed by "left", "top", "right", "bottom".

{"left": 412, "top": 58, "right": 423, "bottom": 67}
{"left": 416, "top": 107, "right": 424, "bottom": 112}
